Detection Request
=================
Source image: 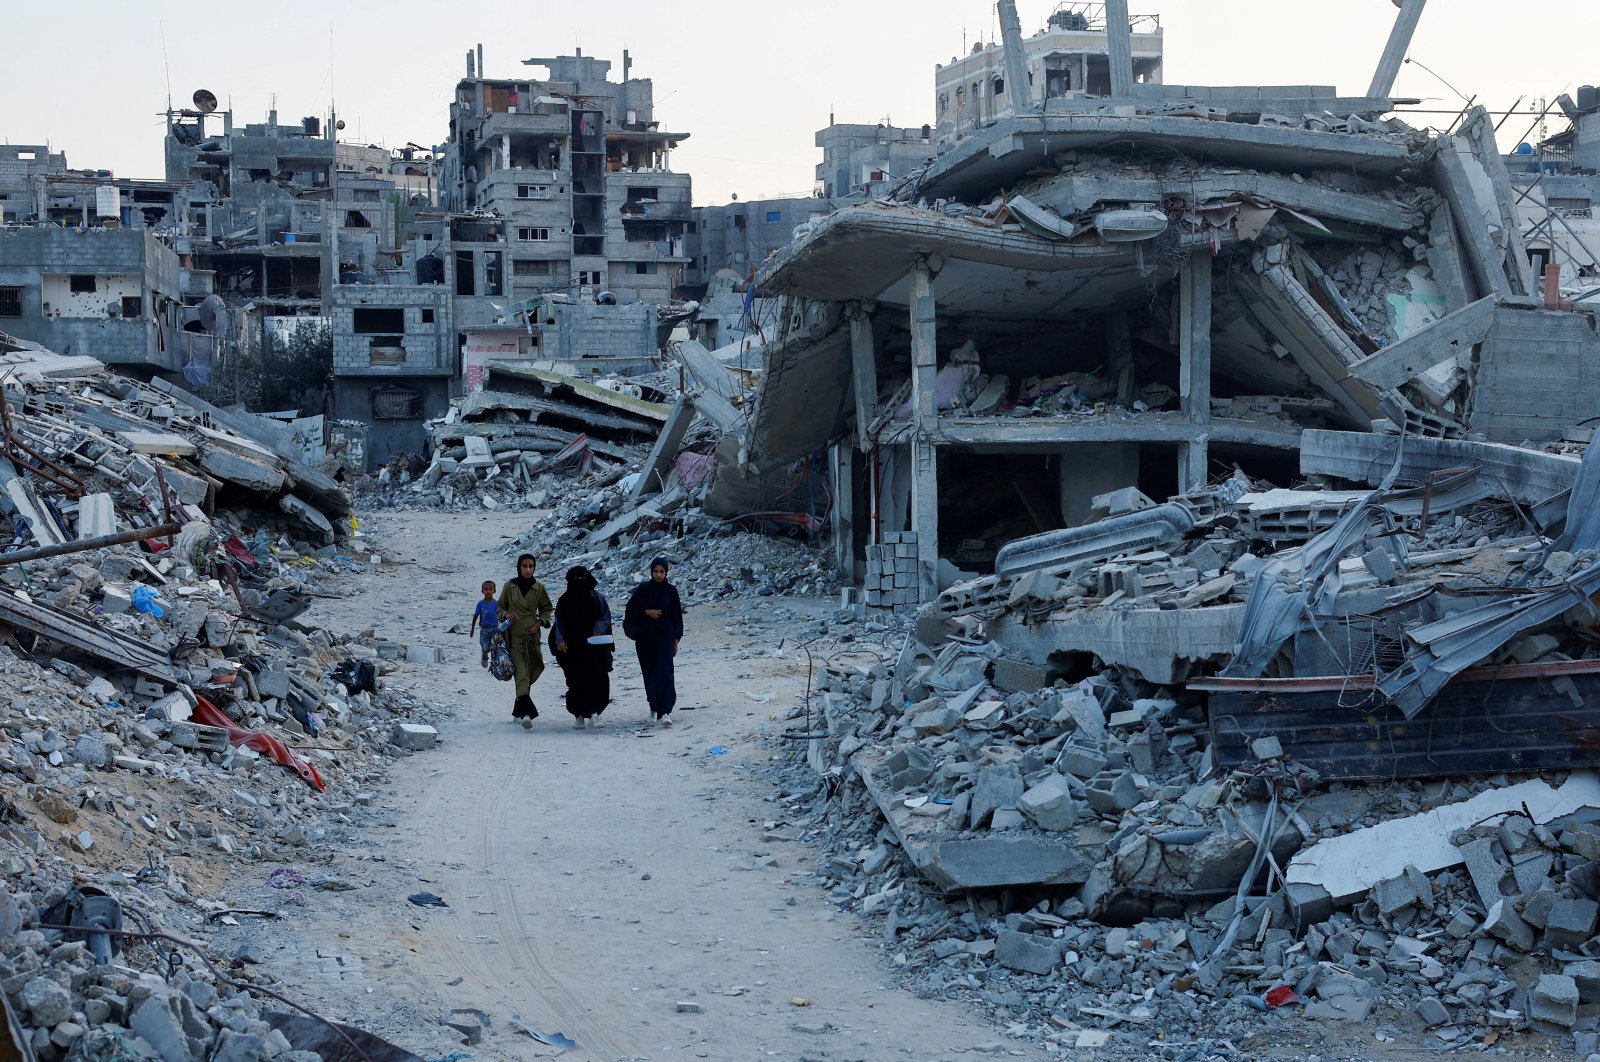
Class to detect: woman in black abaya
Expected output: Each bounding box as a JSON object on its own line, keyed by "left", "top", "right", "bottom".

{"left": 623, "top": 556, "right": 685, "bottom": 725}
{"left": 550, "top": 566, "right": 614, "bottom": 729}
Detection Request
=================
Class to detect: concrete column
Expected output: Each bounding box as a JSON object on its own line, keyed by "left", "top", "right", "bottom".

{"left": 997, "top": 1, "right": 1034, "bottom": 113}
{"left": 831, "top": 442, "right": 858, "bottom": 583}
{"left": 1178, "top": 249, "right": 1212, "bottom": 490}
{"left": 909, "top": 257, "right": 940, "bottom": 604}
{"left": 1106, "top": 311, "right": 1135, "bottom": 405}
{"left": 1105, "top": 0, "right": 1134, "bottom": 98}
{"left": 1060, "top": 444, "right": 1141, "bottom": 525}
{"left": 1367, "top": 0, "right": 1429, "bottom": 99}
{"left": 502, "top": 134, "right": 511, "bottom": 171}
{"left": 848, "top": 304, "right": 879, "bottom": 451}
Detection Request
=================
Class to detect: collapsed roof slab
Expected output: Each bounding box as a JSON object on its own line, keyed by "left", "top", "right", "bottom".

{"left": 1299, "top": 429, "right": 1579, "bottom": 507}
{"left": 1028, "top": 171, "right": 1425, "bottom": 233}
{"left": 989, "top": 601, "right": 1244, "bottom": 685}
{"left": 1347, "top": 295, "right": 1495, "bottom": 390}
{"left": 915, "top": 114, "right": 1417, "bottom": 203}
{"left": 744, "top": 326, "right": 853, "bottom": 472}
{"left": 759, "top": 206, "right": 1217, "bottom": 319}
{"left": 876, "top": 413, "right": 1303, "bottom": 453}
{"left": 1234, "top": 268, "right": 1385, "bottom": 425}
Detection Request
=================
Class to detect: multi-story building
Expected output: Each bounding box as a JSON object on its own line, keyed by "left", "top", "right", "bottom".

{"left": 438, "top": 47, "right": 691, "bottom": 351}
{"left": 815, "top": 123, "right": 937, "bottom": 202}
{"left": 0, "top": 225, "right": 184, "bottom": 372}
{"left": 935, "top": 2, "right": 1165, "bottom": 142}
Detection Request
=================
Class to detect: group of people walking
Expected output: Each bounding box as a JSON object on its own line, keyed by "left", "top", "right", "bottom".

{"left": 469, "top": 554, "right": 684, "bottom": 729}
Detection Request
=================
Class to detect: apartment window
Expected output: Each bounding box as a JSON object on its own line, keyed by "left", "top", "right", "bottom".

{"left": 517, "top": 227, "right": 551, "bottom": 241}
{"left": 765, "top": 211, "right": 782, "bottom": 223}
{"left": 626, "top": 187, "right": 660, "bottom": 202}
{"left": 371, "top": 388, "right": 422, "bottom": 419}
{"left": 993, "top": 77, "right": 1005, "bottom": 96}
{"left": 352, "top": 307, "right": 405, "bottom": 333}
{"left": 120, "top": 296, "right": 142, "bottom": 318}
{"left": 577, "top": 270, "right": 602, "bottom": 286}
{"left": 517, "top": 185, "right": 551, "bottom": 199}
{"left": 69, "top": 275, "right": 97, "bottom": 294}
{"left": 0, "top": 288, "right": 20, "bottom": 318}
{"left": 632, "top": 262, "right": 657, "bottom": 275}
{"left": 420, "top": 308, "right": 435, "bottom": 324}
{"left": 513, "top": 259, "right": 552, "bottom": 277}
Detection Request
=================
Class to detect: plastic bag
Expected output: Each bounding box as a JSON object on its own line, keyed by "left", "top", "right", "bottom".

{"left": 131, "top": 586, "right": 166, "bottom": 618}
{"left": 488, "top": 632, "right": 514, "bottom": 682}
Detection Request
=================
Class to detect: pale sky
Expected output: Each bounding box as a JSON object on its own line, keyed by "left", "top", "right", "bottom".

{"left": 0, "top": 1, "right": 1590, "bottom": 206}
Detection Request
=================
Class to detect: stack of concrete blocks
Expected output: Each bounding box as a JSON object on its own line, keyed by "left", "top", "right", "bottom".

{"left": 864, "top": 531, "right": 919, "bottom": 608}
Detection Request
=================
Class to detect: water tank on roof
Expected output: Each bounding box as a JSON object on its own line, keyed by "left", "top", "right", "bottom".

{"left": 1581, "top": 86, "right": 1599, "bottom": 113}
{"left": 303, "top": 116, "right": 320, "bottom": 136}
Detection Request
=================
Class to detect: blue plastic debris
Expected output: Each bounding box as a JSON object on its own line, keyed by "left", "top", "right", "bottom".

{"left": 131, "top": 586, "right": 165, "bottom": 618}
{"left": 707, "top": 745, "right": 728, "bottom": 756}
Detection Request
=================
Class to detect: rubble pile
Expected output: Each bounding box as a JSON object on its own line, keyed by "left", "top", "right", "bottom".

{"left": 0, "top": 351, "right": 456, "bottom": 1060}
{"left": 774, "top": 633, "right": 1600, "bottom": 1057}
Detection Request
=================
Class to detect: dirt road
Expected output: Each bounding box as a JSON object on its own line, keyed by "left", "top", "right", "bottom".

{"left": 224, "top": 510, "right": 1028, "bottom": 1061}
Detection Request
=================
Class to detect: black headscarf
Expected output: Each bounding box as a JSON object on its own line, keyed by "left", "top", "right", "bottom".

{"left": 510, "top": 553, "right": 539, "bottom": 595}
{"left": 556, "top": 566, "right": 601, "bottom": 641}
{"left": 649, "top": 556, "right": 671, "bottom": 575}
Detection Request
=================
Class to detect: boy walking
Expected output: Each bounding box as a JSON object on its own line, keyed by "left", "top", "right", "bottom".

{"left": 470, "top": 581, "right": 501, "bottom": 667}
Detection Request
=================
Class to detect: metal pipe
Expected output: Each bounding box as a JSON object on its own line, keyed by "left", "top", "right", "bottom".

{"left": 0, "top": 524, "right": 182, "bottom": 567}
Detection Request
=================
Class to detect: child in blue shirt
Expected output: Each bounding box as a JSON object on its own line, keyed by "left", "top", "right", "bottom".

{"left": 470, "top": 581, "right": 504, "bottom": 667}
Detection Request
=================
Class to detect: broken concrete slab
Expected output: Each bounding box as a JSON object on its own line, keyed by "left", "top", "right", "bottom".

{"left": 1299, "top": 429, "right": 1580, "bottom": 507}
{"left": 1286, "top": 772, "right": 1600, "bottom": 903}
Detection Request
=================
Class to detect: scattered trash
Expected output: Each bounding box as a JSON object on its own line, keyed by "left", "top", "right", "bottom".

{"left": 407, "top": 892, "right": 449, "bottom": 908}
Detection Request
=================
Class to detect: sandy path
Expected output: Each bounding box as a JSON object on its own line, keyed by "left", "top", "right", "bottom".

{"left": 227, "top": 510, "right": 1031, "bottom": 1061}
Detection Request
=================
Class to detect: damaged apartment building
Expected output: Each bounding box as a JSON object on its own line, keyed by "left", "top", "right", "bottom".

{"left": 0, "top": 145, "right": 189, "bottom": 372}
{"left": 328, "top": 45, "right": 693, "bottom": 466}
{"left": 750, "top": 0, "right": 1584, "bottom": 609}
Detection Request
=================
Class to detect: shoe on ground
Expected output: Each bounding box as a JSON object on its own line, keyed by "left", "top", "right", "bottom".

{"left": 574, "top": 717, "right": 585, "bottom": 729}
{"left": 480, "top": 653, "right": 488, "bottom": 668}
{"left": 660, "top": 714, "right": 674, "bottom": 727}
{"left": 521, "top": 717, "right": 533, "bottom": 730}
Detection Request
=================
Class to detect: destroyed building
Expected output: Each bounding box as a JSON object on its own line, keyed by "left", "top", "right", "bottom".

{"left": 935, "top": 1, "right": 1165, "bottom": 142}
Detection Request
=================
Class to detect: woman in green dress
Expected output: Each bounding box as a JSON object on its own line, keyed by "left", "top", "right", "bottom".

{"left": 498, "top": 553, "right": 553, "bottom": 728}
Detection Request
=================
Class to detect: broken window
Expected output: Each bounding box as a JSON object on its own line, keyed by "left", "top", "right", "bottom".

{"left": 353, "top": 308, "right": 406, "bottom": 334}
{"left": 120, "top": 296, "right": 142, "bottom": 318}
{"left": 344, "top": 210, "right": 372, "bottom": 228}
{"left": 0, "top": 288, "right": 20, "bottom": 318}
{"left": 626, "top": 187, "right": 660, "bottom": 202}
{"left": 371, "top": 388, "right": 421, "bottom": 419}
{"left": 939, "top": 94, "right": 949, "bottom": 116}
{"left": 69, "top": 275, "right": 97, "bottom": 294}
{"left": 517, "top": 227, "right": 551, "bottom": 241}
{"left": 577, "top": 270, "right": 602, "bottom": 286}
{"left": 1550, "top": 196, "right": 1593, "bottom": 217}
{"left": 517, "top": 185, "right": 552, "bottom": 199}
{"left": 993, "top": 77, "right": 1004, "bottom": 96}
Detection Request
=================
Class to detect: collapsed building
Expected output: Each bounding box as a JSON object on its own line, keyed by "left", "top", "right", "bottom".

{"left": 713, "top": 0, "right": 1600, "bottom": 1052}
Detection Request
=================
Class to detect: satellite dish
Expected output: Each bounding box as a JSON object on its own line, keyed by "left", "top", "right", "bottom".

{"left": 192, "top": 89, "right": 218, "bottom": 114}
{"left": 336, "top": 119, "right": 347, "bottom": 130}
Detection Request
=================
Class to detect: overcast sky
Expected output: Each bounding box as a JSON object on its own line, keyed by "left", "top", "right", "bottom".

{"left": 0, "top": 1, "right": 1589, "bottom": 205}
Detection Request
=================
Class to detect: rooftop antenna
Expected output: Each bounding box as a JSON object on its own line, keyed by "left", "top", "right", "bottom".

{"left": 159, "top": 21, "right": 173, "bottom": 110}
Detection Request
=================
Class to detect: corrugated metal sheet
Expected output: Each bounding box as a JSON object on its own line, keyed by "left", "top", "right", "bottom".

{"left": 1199, "top": 661, "right": 1600, "bottom": 780}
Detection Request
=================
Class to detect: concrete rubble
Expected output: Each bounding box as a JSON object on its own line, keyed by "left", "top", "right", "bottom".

{"left": 0, "top": 345, "right": 447, "bottom": 1060}
{"left": 700, "top": 5, "right": 1600, "bottom": 1055}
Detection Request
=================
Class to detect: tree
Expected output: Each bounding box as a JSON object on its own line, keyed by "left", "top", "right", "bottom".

{"left": 204, "top": 318, "right": 332, "bottom": 415}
